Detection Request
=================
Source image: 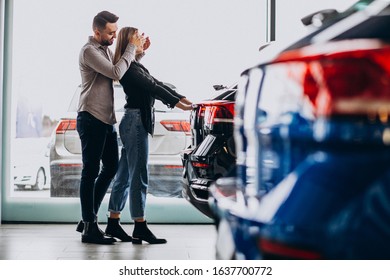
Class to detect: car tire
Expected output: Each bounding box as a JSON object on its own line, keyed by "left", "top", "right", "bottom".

{"left": 32, "top": 168, "right": 46, "bottom": 190}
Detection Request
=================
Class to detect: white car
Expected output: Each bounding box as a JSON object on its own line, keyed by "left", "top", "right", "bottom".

{"left": 13, "top": 137, "right": 51, "bottom": 191}
{"left": 49, "top": 84, "right": 191, "bottom": 197}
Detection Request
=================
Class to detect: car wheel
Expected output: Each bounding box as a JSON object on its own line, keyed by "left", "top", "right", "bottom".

{"left": 32, "top": 168, "right": 46, "bottom": 190}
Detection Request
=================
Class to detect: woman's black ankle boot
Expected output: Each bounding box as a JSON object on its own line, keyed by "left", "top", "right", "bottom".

{"left": 105, "top": 218, "right": 132, "bottom": 242}
{"left": 132, "top": 220, "right": 167, "bottom": 245}
{"left": 81, "top": 221, "right": 116, "bottom": 245}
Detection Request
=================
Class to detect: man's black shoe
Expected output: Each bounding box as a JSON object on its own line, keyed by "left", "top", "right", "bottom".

{"left": 81, "top": 222, "right": 116, "bottom": 245}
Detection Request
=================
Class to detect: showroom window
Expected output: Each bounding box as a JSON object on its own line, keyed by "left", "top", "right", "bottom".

{"left": 2, "top": 0, "right": 267, "bottom": 222}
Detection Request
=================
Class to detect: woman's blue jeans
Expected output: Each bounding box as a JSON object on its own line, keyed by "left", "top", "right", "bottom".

{"left": 76, "top": 111, "right": 119, "bottom": 222}
{"left": 108, "top": 109, "right": 149, "bottom": 220}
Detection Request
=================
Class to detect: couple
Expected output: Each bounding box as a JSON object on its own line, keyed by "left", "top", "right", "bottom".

{"left": 76, "top": 11, "right": 193, "bottom": 245}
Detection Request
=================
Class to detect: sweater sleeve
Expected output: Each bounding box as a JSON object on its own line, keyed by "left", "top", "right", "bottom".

{"left": 83, "top": 44, "right": 136, "bottom": 80}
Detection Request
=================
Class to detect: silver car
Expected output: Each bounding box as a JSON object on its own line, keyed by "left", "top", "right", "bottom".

{"left": 49, "top": 84, "right": 191, "bottom": 197}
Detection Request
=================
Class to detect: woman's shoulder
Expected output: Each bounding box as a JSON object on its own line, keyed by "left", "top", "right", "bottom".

{"left": 129, "top": 61, "right": 142, "bottom": 70}
{"left": 129, "top": 61, "right": 150, "bottom": 74}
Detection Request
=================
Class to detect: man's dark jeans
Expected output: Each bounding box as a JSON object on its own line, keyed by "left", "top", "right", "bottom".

{"left": 76, "top": 111, "right": 119, "bottom": 222}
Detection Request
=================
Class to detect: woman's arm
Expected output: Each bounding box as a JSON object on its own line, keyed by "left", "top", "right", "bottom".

{"left": 174, "top": 101, "right": 193, "bottom": 111}
{"left": 122, "top": 66, "right": 183, "bottom": 108}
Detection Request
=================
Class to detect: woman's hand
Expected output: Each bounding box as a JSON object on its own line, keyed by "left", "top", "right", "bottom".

{"left": 180, "top": 97, "right": 193, "bottom": 105}
{"left": 175, "top": 102, "right": 193, "bottom": 111}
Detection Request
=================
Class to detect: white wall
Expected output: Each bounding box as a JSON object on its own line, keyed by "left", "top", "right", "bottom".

{"left": 275, "top": 0, "right": 356, "bottom": 43}
{"left": 11, "top": 0, "right": 357, "bottom": 123}
{"left": 12, "top": 0, "right": 266, "bottom": 122}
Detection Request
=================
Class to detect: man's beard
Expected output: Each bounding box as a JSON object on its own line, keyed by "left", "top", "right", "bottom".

{"left": 101, "top": 39, "right": 113, "bottom": 46}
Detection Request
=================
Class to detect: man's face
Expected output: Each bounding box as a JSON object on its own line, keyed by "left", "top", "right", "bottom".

{"left": 96, "top": 22, "right": 118, "bottom": 46}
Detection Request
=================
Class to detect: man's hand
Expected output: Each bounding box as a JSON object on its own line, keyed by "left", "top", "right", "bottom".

{"left": 130, "top": 31, "right": 146, "bottom": 52}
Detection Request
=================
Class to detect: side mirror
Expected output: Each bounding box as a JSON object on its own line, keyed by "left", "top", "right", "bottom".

{"left": 301, "top": 9, "right": 338, "bottom": 27}
{"left": 213, "top": 85, "right": 227, "bottom": 91}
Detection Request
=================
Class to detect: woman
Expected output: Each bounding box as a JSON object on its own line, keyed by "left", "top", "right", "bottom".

{"left": 105, "top": 27, "right": 193, "bottom": 244}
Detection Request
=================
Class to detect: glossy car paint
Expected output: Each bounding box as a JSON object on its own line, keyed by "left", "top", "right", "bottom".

{"left": 181, "top": 85, "right": 237, "bottom": 218}
{"left": 211, "top": 0, "right": 390, "bottom": 259}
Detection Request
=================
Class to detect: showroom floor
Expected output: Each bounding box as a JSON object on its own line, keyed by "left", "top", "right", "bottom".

{"left": 0, "top": 223, "right": 217, "bottom": 260}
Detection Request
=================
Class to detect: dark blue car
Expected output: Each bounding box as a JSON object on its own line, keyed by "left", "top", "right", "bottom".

{"left": 210, "top": 0, "right": 390, "bottom": 259}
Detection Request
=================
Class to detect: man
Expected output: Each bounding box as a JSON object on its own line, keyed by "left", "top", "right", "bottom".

{"left": 76, "top": 11, "right": 144, "bottom": 244}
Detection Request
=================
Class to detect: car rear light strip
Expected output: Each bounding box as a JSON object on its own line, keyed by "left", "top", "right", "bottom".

{"left": 56, "top": 119, "right": 77, "bottom": 134}
{"left": 160, "top": 120, "right": 191, "bottom": 135}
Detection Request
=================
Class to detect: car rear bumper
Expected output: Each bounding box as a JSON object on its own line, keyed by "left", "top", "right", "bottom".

{"left": 50, "top": 162, "right": 82, "bottom": 197}
{"left": 180, "top": 135, "right": 236, "bottom": 218}
{"left": 181, "top": 176, "right": 215, "bottom": 218}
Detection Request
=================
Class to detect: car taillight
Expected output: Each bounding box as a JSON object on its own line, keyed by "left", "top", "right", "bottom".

{"left": 196, "top": 102, "right": 235, "bottom": 134}
{"left": 160, "top": 120, "right": 191, "bottom": 135}
{"left": 258, "top": 238, "right": 322, "bottom": 260}
{"left": 275, "top": 40, "right": 390, "bottom": 117}
{"left": 56, "top": 119, "right": 77, "bottom": 134}
{"left": 163, "top": 165, "right": 183, "bottom": 169}
{"left": 204, "top": 103, "right": 234, "bottom": 125}
{"left": 58, "top": 163, "right": 82, "bottom": 168}
{"left": 192, "top": 162, "right": 210, "bottom": 168}
{"left": 194, "top": 106, "right": 206, "bottom": 129}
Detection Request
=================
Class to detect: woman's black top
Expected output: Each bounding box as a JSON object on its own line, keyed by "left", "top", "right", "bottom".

{"left": 119, "top": 61, "right": 185, "bottom": 135}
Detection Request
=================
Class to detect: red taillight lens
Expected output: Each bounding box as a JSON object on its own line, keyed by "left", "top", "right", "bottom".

{"left": 203, "top": 103, "right": 235, "bottom": 126}
{"left": 180, "top": 121, "right": 191, "bottom": 135}
{"left": 163, "top": 165, "right": 183, "bottom": 169}
{"left": 274, "top": 40, "right": 390, "bottom": 117}
{"left": 196, "top": 106, "right": 206, "bottom": 120}
{"left": 56, "top": 119, "right": 77, "bottom": 134}
{"left": 192, "top": 162, "right": 211, "bottom": 168}
{"left": 58, "top": 163, "right": 82, "bottom": 168}
{"left": 259, "top": 238, "right": 322, "bottom": 260}
{"left": 160, "top": 120, "right": 191, "bottom": 135}
{"left": 311, "top": 55, "right": 390, "bottom": 116}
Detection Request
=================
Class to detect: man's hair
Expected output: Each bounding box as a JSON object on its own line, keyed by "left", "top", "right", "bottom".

{"left": 93, "top": 11, "right": 119, "bottom": 31}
